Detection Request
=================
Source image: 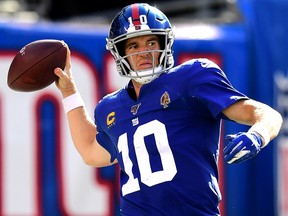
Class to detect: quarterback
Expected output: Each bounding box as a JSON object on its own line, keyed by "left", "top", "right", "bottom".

{"left": 54, "top": 3, "right": 282, "bottom": 215}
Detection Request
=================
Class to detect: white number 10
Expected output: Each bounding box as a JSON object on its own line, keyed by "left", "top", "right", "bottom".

{"left": 128, "top": 15, "right": 148, "bottom": 27}
{"left": 118, "top": 120, "right": 177, "bottom": 196}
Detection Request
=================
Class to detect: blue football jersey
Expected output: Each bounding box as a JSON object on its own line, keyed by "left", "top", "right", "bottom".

{"left": 95, "top": 58, "right": 248, "bottom": 215}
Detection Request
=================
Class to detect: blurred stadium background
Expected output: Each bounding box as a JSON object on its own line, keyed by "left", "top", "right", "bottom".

{"left": 0, "top": 0, "right": 287, "bottom": 216}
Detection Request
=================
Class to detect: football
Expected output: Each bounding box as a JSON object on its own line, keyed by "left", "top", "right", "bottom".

{"left": 7, "top": 39, "right": 67, "bottom": 92}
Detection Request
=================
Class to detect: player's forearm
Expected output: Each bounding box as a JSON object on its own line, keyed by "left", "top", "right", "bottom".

{"left": 223, "top": 99, "right": 283, "bottom": 146}
{"left": 248, "top": 103, "right": 283, "bottom": 147}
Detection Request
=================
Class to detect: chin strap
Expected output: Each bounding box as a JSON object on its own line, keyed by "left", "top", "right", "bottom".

{"left": 131, "top": 66, "right": 163, "bottom": 84}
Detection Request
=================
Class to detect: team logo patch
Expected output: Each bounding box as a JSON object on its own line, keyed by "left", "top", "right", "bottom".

{"left": 131, "top": 103, "right": 141, "bottom": 115}
{"left": 160, "top": 91, "right": 171, "bottom": 108}
{"left": 107, "top": 111, "right": 116, "bottom": 128}
{"left": 132, "top": 117, "right": 139, "bottom": 126}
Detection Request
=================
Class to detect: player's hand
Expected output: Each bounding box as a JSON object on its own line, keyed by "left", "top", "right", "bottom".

{"left": 223, "top": 132, "right": 262, "bottom": 164}
{"left": 54, "top": 46, "right": 77, "bottom": 97}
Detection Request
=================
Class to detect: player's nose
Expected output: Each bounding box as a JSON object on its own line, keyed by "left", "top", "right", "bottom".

{"left": 137, "top": 44, "right": 150, "bottom": 52}
{"left": 137, "top": 48, "right": 151, "bottom": 59}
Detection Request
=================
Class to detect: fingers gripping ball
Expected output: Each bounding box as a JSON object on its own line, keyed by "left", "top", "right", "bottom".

{"left": 7, "top": 39, "right": 67, "bottom": 92}
{"left": 224, "top": 132, "right": 262, "bottom": 164}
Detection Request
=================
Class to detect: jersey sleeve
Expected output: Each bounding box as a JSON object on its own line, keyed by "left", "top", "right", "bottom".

{"left": 94, "top": 102, "right": 118, "bottom": 163}
{"left": 186, "top": 59, "right": 249, "bottom": 119}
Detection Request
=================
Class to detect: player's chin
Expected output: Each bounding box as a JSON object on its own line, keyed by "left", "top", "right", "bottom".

{"left": 136, "top": 66, "right": 154, "bottom": 72}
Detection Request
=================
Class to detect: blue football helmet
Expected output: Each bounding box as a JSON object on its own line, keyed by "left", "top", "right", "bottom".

{"left": 106, "top": 3, "right": 175, "bottom": 84}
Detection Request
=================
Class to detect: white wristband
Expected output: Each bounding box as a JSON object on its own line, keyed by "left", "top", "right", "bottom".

{"left": 62, "top": 92, "right": 84, "bottom": 114}
{"left": 248, "top": 124, "right": 270, "bottom": 148}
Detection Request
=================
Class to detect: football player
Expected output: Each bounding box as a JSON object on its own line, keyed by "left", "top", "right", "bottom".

{"left": 54, "top": 3, "right": 282, "bottom": 215}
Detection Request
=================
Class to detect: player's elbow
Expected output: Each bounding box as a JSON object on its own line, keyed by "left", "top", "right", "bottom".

{"left": 79, "top": 143, "right": 114, "bottom": 168}
{"left": 79, "top": 152, "right": 102, "bottom": 167}
{"left": 82, "top": 157, "right": 114, "bottom": 168}
{"left": 82, "top": 156, "right": 103, "bottom": 167}
{"left": 273, "top": 110, "right": 283, "bottom": 136}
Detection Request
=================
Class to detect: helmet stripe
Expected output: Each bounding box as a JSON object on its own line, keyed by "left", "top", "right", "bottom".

{"left": 131, "top": 4, "right": 141, "bottom": 25}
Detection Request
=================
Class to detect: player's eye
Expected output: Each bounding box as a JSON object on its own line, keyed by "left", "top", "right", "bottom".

{"left": 148, "top": 41, "right": 155, "bottom": 46}
{"left": 125, "top": 43, "right": 137, "bottom": 53}
{"left": 129, "top": 44, "right": 137, "bottom": 50}
{"left": 147, "top": 40, "right": 159, "bottom": 49}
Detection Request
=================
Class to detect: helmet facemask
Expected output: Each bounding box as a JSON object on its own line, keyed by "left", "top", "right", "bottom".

{"left": 106, "top": 3, "right": 175, "bottom": 84}
{"left": 107, "top": 29, "right": 175, "bottom": 84}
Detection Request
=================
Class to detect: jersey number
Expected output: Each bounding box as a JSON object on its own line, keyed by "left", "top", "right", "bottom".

{"left": 118, "top": 120, "right": 177, "bottom": 196}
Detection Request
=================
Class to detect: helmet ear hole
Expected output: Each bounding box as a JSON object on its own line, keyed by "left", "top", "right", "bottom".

{"left": 158, "top": 35, "right": 166, "bottom": 50}
{"left": 116, "top": 40, "right": 125, "bottom": 57}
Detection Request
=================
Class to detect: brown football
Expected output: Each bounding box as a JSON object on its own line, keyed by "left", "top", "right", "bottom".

{"left": 7, "top": 39, "right": 67, "bottom": 92}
